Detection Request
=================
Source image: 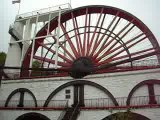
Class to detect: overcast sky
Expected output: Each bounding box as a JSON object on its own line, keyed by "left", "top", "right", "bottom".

{"left": 0, "top": 0, "right": 160, "bottom": 52}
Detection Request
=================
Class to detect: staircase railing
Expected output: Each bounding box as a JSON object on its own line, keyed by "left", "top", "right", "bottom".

{"left": 69, "top": 102, "right": 80, "bottom": 120}
{"left": 57, "top": 100, "right": 69, "bottom": 120}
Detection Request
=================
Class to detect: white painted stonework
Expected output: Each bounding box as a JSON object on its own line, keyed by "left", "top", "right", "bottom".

{"left": 78, "top": 108, "right": 160, "bottom": 120}
{"left": 0, "top": 110, "right": 61, "bottom": 120}
{"left": 0, "top": 68, "right": 160, "bottom": 119}
{"left": 2, "top": 4, "right": 160, "bottom": 120}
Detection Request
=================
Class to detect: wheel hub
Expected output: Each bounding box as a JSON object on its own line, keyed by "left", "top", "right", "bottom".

{"left": 69, "top": 57, "right": 94, "bottom": 78}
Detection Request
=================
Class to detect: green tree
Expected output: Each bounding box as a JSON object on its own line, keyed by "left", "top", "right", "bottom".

{"left": 32, "top": 60, "right": 41, "bottom": 68}
{"left": 108, "top": 108, "right": 133, "bottom": 120}
{"left": 31, "top": 60, "right": 41, "bottom": 77}
{"left": 0, "top": 52, "right": 7, "bottom": 66}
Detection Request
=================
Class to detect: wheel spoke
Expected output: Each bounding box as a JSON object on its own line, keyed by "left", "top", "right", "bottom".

{"left": 37, "top": 42, "right": 73, "bottom": 64}
{"left": 98, "top": 50, "right": 159, "bottom": 70}
{"left": 97, "top": 22, "right": 135, "bottom": 61}
{"left": 93, "top": 13, "right": 120, "bottom": 59}
{"left": 51, "top": 35, "right": 76, "bottom": 60}
{"left": 71, "top": 12, "right": 81, "bottom": 56}
{"left": 97, "top": 36, "right": 148, "bottom": 65}
{"left": 98, "top": 47, "right": 155, "bottom": 65}
{"left": 101, "top": 22, "right": 135, "bottom": 58}
{"left": 90, "top": 14, "right": 106, "bottom": 56}
{"left": 88, "top": 8, "right": 104, "bottom": 56}
{"left": 96, "top": 17, "right": 121, "bottom": 59}
{"left": 61, "top": 24, "right": 79, "bottom": 58}
{"left": 75, "top": 17, "right": 83, "bottom": 56}
{"left": 22, "top": 6, "right": 160, "bottom": 78}
{"left": 86, "top": 14, "right": 91, "bottom": 56}
{"left": 112, "top": 48, "right": 155, "bottom": 61}
{"left": 33, "top": 55, "right": 70, "bottom": 67}
{"left": 82, "top": 8, "right": 88, "bottom": 56}
{"left": 106, "top": 33, "right": 145, "bottom": 56}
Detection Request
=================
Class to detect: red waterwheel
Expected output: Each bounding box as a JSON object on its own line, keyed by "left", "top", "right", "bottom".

{"left": 22, "top": 5, "right": 160, "bottom": 78}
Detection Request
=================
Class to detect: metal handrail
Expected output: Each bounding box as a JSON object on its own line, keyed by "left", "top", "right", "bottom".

{"left": 69, "top": 102, "right": 80, "bottom": 120}
{"left": 16, "top": 3, "right": 71, "bottom": 20}
{"left": 57, "top": 100, "right": 69, "bottom": 120}
{"left": 0, "top": 100, "right": 67, "bottom": 108}
{"left": 84, "top": 95, "right": 160, "bottom": 108}
{"left": 0, "top": 95, "right": 160, "bottom": 110}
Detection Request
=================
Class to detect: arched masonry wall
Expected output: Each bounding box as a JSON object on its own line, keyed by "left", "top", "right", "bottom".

{"left": 0, "top": 110, "right": 61, "bottom": 120}
{"left": 0, "top": 68, "right": 160, "bottom": 119}
{"left": 1, "top": 69, "right": 160, "bottom": 101}
{"left": 1, "top": 108, "right": 160, "bottom": 120}
{"left": 77, "top": 108, "right": 160, "bottom": 120}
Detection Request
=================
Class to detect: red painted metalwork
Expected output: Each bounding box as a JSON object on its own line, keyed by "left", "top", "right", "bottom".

{"left": 1, "top": 104, "right": 160, "bottom": 110}
{"left": 111, "top": 48, "right": 155, "bottom": 62}
{"left": 97, "top": 50, "right": 160, "bottom": 70}
{"left": 81, "top": 104, "right": 160, "bottom": 110}
{"left": 98, "top": 48, "right": 155, "bottom": 66}
{"left": 1, "top": 65, "right": 160, "bottom": 80}
{"left": 21, "top": 5, "right": 160, "bottom": 78}
{"left": 127, "top": 80, "right": 160, "bottom": 105}
{"left": 97, "top": 24, "right": 135, "bottom": 62}
{"left": 82, "top": 8, "right": 88, "bottom": 56}
{"left": 92, "top": 12, "right": 119, "bottom": 59}
{"left": 87, "top": 8, "right": 104, "bottom": 56}
{"left": 93, "top": 16, "right": 121, "bottom": 60}
{"left": 148, "top": 84, "right": 157, "bottom": 104}
{"left": 0, "top": 107, "right": 65, "bottom": 110}
{"left": 1, "top": 95, "right": 160, "bottom": 110}
{"left": 37, "top": 42, "right": 72, "bottom": 64}
{"left": 96, "top": 35, "right": 147, "bottom": 64}
{"left": 71, "top": 12, "right": 81, "bottom": 56}
{"left": 33, "top": 55, "right": 70, "bottom": 67}
{"left": 60, "top": 24, "right": 79, "bottom": 58}
{"left": 74, "top": 17, "right": 83, "bottom": 56}
{"left": 90, "top": 14, "right": 106, "bottom": 56}
{"left": 105, "top": 33, "right": 145, "bottom": 57}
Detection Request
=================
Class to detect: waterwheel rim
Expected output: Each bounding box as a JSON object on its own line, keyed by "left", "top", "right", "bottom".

{"left": 22, "top": 5, "right": 160, "bottom": 78}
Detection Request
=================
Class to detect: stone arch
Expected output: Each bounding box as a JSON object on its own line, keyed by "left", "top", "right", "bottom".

{"left": 15, "top": 112, "right": 51, "bottom": 120}
{"left": 102, "top": 112, "right": 151, "bottom": 120}
{"left": 127, "top": 79, "right": 160, "bottom": 105}
{"left": 44, "top": 80, "right": 118, "bottom": 107}
{"left": 5, "top": 88, "right": 37, "bottom": 107}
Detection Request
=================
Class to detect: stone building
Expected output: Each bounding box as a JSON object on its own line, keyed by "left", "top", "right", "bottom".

{"left": 0, "top": 4, "right": 160, "bottom": 120}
